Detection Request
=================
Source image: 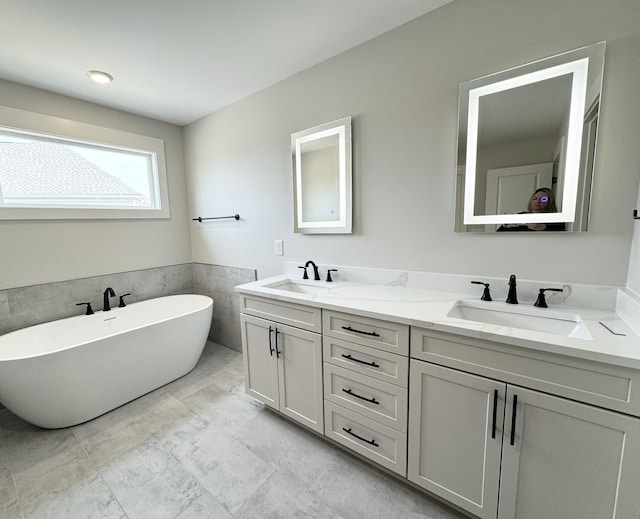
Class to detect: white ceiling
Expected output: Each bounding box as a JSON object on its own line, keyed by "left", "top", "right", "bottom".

{"left": 0, "top": 0, "right": 453, "bottom": 126}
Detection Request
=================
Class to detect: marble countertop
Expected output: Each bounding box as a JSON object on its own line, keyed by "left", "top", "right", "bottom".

{"left": 236, "top": 270, "right": 640, "bottom": 371}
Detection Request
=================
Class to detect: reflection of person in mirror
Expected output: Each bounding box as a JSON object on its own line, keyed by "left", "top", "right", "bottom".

{"left": 497, "top": 187, "right": 566, "bottom": 232}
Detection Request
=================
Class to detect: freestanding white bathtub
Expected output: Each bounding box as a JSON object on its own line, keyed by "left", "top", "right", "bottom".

{"left": 0, "top": 294, "right": 213, "bottom": 429}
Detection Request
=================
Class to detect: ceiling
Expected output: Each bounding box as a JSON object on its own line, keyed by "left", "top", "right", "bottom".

{"left": 0, "top": 0, "right": 453, "bottom": 126}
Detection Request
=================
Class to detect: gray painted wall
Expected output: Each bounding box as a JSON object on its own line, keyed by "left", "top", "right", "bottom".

{"left": 184, "top": 0, "right": 640, "bottom": 286}
{"left": 0, "top": 80, "right": 192, "bottom": 290}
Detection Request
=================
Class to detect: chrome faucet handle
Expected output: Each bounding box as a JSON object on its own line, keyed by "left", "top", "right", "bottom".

{"left": 326, "top": 269, "right": 338, "bottom": 282}
{"left": 470, "top": 281, "right": 492, "bottom": 301}
{"left": 534, "top": 288, "right": 563, "bottom": 308}
{"left": 298, "top": 266, "right": 309, "bottom": 279}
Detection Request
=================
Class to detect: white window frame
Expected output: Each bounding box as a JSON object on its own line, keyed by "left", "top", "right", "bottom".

{"left": 0, "top": 105, "right": 170, "bottom": 220}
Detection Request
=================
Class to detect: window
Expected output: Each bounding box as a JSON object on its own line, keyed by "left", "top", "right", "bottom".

{"left": 0, "top": 106, "right": 170, "bottom": 219}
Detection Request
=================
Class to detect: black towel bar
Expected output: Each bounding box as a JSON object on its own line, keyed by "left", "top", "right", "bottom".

{"left": 192, "top": 214, "right": 240, "bottom": 222}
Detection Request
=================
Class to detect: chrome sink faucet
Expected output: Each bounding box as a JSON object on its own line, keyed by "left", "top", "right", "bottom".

{"left": 506, "top": 275, "right": 518, "bottom": 304}
{"left": 304, "top": 260, "right": 321, "bottom": 281}
{"left": 103, "top": 287, "right": 115, "bottom": 311}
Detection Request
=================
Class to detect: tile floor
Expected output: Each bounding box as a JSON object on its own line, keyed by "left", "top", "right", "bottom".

{"left": 0, "top": 341, "right": 468, "bottom": 519}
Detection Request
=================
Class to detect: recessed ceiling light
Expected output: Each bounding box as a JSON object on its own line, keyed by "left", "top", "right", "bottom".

{"left": 86, "top": 70, "right": 114, "bottom": 84}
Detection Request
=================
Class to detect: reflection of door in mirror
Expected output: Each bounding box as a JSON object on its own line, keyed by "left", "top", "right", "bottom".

{"left": 569, "top": 100, "right": 599, "bottom": 231}
{"left": 485, "top": 163, "right": 553, "bottom": 232}
{"left": 300, "top": 135, "right": 340, "bottom": 223}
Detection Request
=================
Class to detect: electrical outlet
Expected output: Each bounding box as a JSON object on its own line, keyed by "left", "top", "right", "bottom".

{"left": 274, "top": 239, "right": 284, "bottom": 256}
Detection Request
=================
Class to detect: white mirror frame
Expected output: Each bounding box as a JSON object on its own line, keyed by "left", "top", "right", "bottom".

{"left": 457, "top": 42, "right": 605, "bottom": 230}
{"left": 292, "top": 117, "right": 352, "bottom": 234}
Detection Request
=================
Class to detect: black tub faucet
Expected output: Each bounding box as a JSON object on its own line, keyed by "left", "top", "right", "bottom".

{"left": 305, "top": 260, "right": 321, "bottom": 281}
{"left": 103, "top": 287, "right": 115, "bottom": 311}
{"left": 506, "top": 275, "right": 518, "bottom": 304}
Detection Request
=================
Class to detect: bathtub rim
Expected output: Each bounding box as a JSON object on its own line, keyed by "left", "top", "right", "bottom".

{"left": 0, "top": 294, "right": 213, "bottom": 362}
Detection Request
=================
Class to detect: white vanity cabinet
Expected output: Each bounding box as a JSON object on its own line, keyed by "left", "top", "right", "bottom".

{"left": 322, "top": 310, "right": 410, "bottom": 475}
{"left": 408, "top": 328, "right": 640, "bottom": 519}
{"left": 239, "top": 295, "right": 323, "bottom": 433}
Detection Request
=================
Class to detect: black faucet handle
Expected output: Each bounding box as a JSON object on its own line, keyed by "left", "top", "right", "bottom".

{"left": 326, "top": 269, "right": 338, "bottom": 282}
{"left": 76, "top": 302, "right": 94, "bottom": 315}
{"left": 298, "top": 266, "right": 309, "bottom": 279}
{"left": 119, "top": 293, "right": 131, "bottom": 308}
{"left": 534, "top": 288, "right": 563, "bottom": 308}
{"left": 470, "top": 281, "right": 492, "bottom": 301}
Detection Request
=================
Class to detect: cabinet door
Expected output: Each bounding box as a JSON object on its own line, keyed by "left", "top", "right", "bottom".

{"left": 408, "top": 360, "right": 505, "bottom": 519}
{"left": 499, "top": 386, "right": 640, "bottom": 519}
{"left": 240, "top": 314, "right": 279, "bottom": 409}
{"left": 277, "top": 323, "right": 324, "bottom": 433}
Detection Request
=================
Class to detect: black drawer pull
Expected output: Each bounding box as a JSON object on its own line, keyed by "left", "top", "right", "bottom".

{"left": 275, "top": 328, "right": 281, "bottom": 359}
{"left": 510, "top": 394, "right": 518, "bottom": 446}
{"left": 341, "top": 325, "right": 380, "bottom": 337}
{"left": 341, "top": 353, "right": 380, "bottom": 368}
{"left": 342, "top": 427, "right": 379, "bottom": 447}
{"left": 491, "top": 389, "right": 498, "bottom": 439}
{"left": 268, "top": 326, "right": 275, "bottom": 356}
{"left": 342, "top": 388, "right": 380, "bottom": 405}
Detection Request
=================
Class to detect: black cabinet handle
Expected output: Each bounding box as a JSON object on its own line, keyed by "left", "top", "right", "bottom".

{"left": 342, "top": 427, "right": 379, "bottom": 447}
{"left": 342, "top": 388, "right": 380, "bottom": 405}
{"left": 341, "top": 353, "right": 380, "bottom": 368}
{"left": 275, "top": 328, "right": 281, "bottom": 358}
{"left": 510, "top": 394, "right": 518, "bottom": 446}
{"left": 268, "top": 326, "right": 275, "bottom": 356}
{"left": 492, "top": 389, "right": 498, "bottom": 439}
{"left": 342, "top": 325, "right": 380, "bottom": 337}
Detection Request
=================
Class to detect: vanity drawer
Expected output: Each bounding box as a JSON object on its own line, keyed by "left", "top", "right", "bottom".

{"left": 323, "top": 310, "right": 409, "bottom": 356}
{"left": 411, "top": 328, "right": 640, "bottom": 417}
{"left": 240, "top": 295, "right": 321, "bottom": 332}
{"left": 323, "top": 337, "right": 409, "bottom": 387}
{"left": 324, "top": 364, "right": 408, "bottom": 432}
{"left": 324, "top": 401, "right": 407, "bottom": 476}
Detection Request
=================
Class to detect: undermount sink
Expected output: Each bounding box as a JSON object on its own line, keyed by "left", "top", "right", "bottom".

{"left": 263, "top": 280, "right": 330, "bottom": 295}
{"left": 447, "top": 300, "right": 592, "bottom": 340}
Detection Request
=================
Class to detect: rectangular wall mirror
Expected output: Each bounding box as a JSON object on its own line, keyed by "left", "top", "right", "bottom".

{"left": 292, "top": 116, "right": 352, "bottom": 234}
{"left": 455, "top": 42, "right": 605, "bottom": 233}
